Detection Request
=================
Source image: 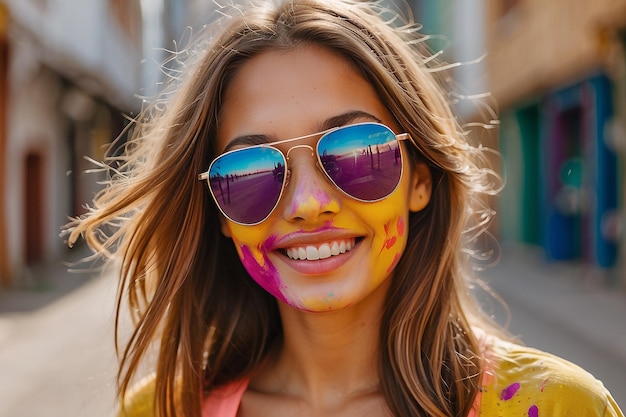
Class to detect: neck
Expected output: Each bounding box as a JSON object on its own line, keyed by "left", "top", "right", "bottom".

{"left": 251, "top": 281, "right": 389, "bottom": 409}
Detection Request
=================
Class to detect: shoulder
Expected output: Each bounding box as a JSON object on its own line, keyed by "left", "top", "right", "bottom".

{"left": 117, "top": 374, "right": 156, "bottom": 417}
{"left": 479, "top": 338, "right": 624, "bottom": 417}
{"left": 116, "top": 374, "right": 250, "bottom": 417}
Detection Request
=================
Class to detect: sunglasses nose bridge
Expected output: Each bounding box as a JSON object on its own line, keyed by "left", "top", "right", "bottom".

{"left": 284, "top": 144, "right": 324, "bottom": 186}
{"left": 284, "top": 144, "right": 314, "bottom": 160}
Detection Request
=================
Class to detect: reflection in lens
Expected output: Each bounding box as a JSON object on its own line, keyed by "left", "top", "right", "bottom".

{"left": 318, "top": 124, "right": 402, "bottom": 201}
{"left": 209, "top": 147, "right": 285, "bottom": 224}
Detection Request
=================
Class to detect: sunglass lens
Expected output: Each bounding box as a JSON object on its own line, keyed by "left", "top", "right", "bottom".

{"left": 318, "top": 124, "right": 402, "bottom": 201}
{"left": 208, "top": 147, "right": 285, "bottom": 224}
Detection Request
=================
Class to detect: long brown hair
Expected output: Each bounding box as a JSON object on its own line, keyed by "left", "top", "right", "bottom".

{"left": 67, "top": 1, "right": 501, "bottom": 416}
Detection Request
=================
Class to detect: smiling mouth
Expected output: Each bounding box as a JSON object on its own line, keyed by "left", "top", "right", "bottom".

{"left": 284, "top": 238, "right": 358, "bottom": 261}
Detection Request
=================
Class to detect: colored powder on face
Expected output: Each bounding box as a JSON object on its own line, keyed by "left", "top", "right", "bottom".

{"left": 396, "top": 216, "right": 405, "bottom": 236}
{"left": 313, "top": 188, "right": 332, "bottom": 206}
{"left": 239, "top": 244, "right": 288, "bottom": 304}
{"left": 386, "top": 252, "right": 401, "bottom": 273}
{"left": 260, "top": 234, "right": 278, "bottom": 253}
{"left": 380, "top": 220, "right": 397, "bottom": 253}
{"left": 528, "top": 405, "right": 539, "bottom": 417}
{"left": 384, "top": 236, "right": 397, "bottom": 249}
{"left": 321, "top": 291, "right": 336, "bottom": 305}
{"left": 500, "top": 382, "right": 521, "bottom": 400}
{"left": 290, "top": 180, "right": 332, "bottom": 214}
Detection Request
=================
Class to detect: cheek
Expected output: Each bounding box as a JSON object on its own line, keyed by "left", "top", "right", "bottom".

{"left": 378, "top": 215, "right": 407, "bottom": 275}
{"left": 390, "top": 216, "right": 407, "bottom": 272}
{"left": 366, "top": 197, "right": 408, "bottom": 276}
{"left": 225, "top": 223, "right": 289, "bottom": 304}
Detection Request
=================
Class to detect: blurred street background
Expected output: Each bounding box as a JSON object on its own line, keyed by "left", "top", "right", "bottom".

{"left": 0, "top": 0, "right": 625, "bottom": 416}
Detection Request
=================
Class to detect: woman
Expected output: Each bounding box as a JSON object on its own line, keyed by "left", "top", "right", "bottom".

{"left": 67, "top": 1, "right": 624, "bottom": 416}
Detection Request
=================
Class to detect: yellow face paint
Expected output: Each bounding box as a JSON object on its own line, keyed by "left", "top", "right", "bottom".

{"left": 216, "top": 46, "right": 426, "bottom": 312}
{"left": 222, "top": 186, "right": 410, "bottom": 311}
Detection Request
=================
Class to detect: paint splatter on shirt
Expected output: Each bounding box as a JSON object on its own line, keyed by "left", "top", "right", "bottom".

{"left": 477, "top": 338, "right": 623, "bottom": 417}
{"left": 500, "top": 382, "right": 521, "bottom": 400}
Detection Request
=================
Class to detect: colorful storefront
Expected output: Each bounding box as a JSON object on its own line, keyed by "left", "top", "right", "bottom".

{"left": 500, "top": 74, "right": 619, "bottom": 269}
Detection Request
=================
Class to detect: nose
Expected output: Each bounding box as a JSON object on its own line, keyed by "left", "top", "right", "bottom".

{"left": 281, "top": 150, "right": 341, "bottom": 223}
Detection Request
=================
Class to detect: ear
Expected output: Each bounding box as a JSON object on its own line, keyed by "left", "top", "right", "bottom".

{"left": 220, "top": 216, "right": 232, "bottom": 238}
{"left": 408, "top": 162, "right": 432, "bottom": 212}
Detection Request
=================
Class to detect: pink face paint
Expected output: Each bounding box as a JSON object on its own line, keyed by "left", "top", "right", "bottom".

{"left": 384, "top": 236, "right": 397, "bottom": 250}
{"left": 386, "top": 252, "right": 401, "bottom": 273}
{"left": 239, "top": 244, "right": 289, "bottom": 304}
{"left": 500, "top": 382, "right": 521, "bottom": 400}
{"left": 528, "top": 405, "right": 539, "bottom": 417}
{"left": 397, "top": 216, "right": 405, "bottom": 236}
{"left": 260, "top": 234, "right": 279, "bottom": 253}
{"left": 380, "top": 218, "right": 400, "bottom": 252}
{"left": 290, "top": 180, "right": 333, "bottom": 213}
{"left": 313, "top": 188, "right": 332, "bottom": 206}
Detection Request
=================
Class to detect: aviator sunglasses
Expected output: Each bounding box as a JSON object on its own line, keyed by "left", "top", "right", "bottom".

{"left": 198, "top": 122, "right": 409, "bottom": 225}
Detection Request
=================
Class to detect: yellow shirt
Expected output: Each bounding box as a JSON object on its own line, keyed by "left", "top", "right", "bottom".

{"left": 480, "top": 339, "right": 623, "bottom": 417}
{"left": 119, "top": 338, "right": 624, "bottom": 416}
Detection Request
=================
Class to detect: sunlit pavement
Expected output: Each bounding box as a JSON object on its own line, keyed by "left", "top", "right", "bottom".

{"left": 0, "top": 249, "right": 119, "bottom": 417}
{"left": 0, "top": 243, "right": 624, "bottom": 416}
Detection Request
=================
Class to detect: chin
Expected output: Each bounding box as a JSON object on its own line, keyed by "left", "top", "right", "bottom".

{"left": 281, "top": 292, "right": 354, "bottom": 313}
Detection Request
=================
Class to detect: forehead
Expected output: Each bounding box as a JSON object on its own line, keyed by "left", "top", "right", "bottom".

{"left": 216, "top": 45, "right": 396, "bottom": 152}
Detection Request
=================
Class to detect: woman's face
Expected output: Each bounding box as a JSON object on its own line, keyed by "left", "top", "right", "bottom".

{"left": 216, "top": 45, "right": 431, "bottom": 312}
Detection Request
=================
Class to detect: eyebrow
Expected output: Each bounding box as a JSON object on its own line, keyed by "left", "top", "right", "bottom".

{"left": 222, "top": 110, "right": 383, "bottom": 152}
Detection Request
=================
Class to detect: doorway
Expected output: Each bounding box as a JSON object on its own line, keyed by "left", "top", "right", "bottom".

{"left": 24, "top": 151, "right": 45, "bottom": 265}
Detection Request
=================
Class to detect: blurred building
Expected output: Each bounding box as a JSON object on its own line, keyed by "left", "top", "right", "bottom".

{"left": 485, "top": 0, "right": 626, "bottom": 286}
{"left": 409, "top": 0, "right": 489, "bottom": 120}
{"left": 0, "top": 0, "right": 217, "bottom": 286}
{"left": 0, "top": 0, "right": 143, "bottom": 286}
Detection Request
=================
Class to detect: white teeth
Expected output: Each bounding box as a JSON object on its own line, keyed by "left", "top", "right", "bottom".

{"left": 306, "top": 246, "right": 320, "bottom": 260}
{"left": 286, "top": 239, "right": 356, "bottom": 261}
{"left": 318, "top": 243, "right": 331, "bottom": 259}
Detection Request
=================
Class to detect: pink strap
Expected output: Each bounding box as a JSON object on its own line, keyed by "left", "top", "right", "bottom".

{"left": 201, "top": 379, "right": 250, "bottom": 417}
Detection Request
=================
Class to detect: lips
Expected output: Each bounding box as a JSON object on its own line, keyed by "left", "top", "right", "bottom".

{"left": 285, "top": 238, "right": 356, "bottom": 261}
